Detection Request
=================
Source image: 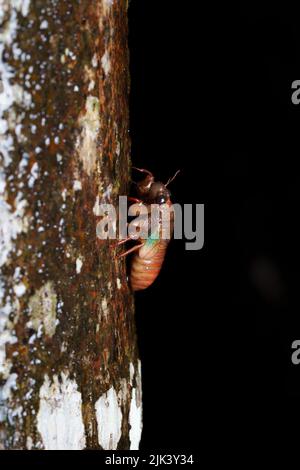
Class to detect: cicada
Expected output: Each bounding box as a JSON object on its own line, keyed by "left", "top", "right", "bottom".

{"left": 118, "top": 167, "right": 179, "bottom": 291}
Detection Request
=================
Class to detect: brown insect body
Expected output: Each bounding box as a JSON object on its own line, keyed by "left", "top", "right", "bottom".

{"left": 130, "top": 226, "right": 172, "bottom": 291}
{"left": 119, "top": 168, "right": 177, "bottom": 291}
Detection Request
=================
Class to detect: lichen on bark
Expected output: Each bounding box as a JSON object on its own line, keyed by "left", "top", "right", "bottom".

{"left": 0, "top": 0, "right": 141, "bottom": 450}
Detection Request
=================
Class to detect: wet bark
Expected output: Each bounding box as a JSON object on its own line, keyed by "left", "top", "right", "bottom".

{"left": 0, "top": 0, "right": 141, "bottom": 450}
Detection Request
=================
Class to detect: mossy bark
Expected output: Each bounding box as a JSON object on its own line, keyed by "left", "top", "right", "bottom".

{"left": 0, "top": 0, "right": 140, "bottom": 450}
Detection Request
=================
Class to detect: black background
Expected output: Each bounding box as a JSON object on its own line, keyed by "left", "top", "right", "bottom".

{"left": 129, "top": 0, "right": 300, "bottom": 451}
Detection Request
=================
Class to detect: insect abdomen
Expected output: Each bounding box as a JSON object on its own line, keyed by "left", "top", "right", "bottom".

{"left": 130, "top": 239, "right": 169, "bottom": 291}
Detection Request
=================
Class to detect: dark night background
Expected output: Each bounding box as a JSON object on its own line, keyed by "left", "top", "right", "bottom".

{"left": 129, "top": 0, "right": 300, "bottom": 451}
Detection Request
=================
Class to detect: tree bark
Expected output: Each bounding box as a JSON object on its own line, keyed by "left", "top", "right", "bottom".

{"left": 0, "top": 0, "right": 142, "bottom": 450}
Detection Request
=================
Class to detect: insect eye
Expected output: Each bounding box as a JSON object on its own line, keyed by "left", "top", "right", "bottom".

{"left": 156, "top": 195, "right": 166, "bottom": 204}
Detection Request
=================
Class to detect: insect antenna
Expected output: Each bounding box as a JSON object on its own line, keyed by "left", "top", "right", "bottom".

{"left": 165, "top": 170, "right": 180, "bottom": 187}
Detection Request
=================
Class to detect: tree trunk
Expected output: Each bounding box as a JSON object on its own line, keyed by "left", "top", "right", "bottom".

{"left": 0, "top": 0, "right": 142, "bottom": 450}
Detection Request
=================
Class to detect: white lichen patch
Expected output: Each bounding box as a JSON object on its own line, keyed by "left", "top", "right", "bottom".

{"left": 116, "top": 278, "right": 122, "bottom": 290}
{"left": 88, "top": 80, "right": 95, "bottom": 92}
{"left": 28, "top": 162, "right": 39, "bottom": 188}
{"left": 27, "top": 282, "right": 58, "bottom": 338}
{"left": 101, "top": 297, "right": 109, "bottom": 319}
{"left": 0, "top": 330, "right": 17, "bottom": 378}
{"left": 40, "top": 20, "right": 48, "bottom": 30}
{"left": 103, "top": 0, "right": 114, "bottom": 16}
{"left": 118, "top": 378, "right": 128, "bottom": 402}
{"left": 101, "top": 51, "right": 111, "bottom": 76}
{"left": 0, "top": 372, "right": 17, "bottom": 402}
{"left": 129, "top": 362, "right": 135, "bottom": 384}
{"left": 0, "top": 1, "right": 31, "bottom": 46}
{"left": 93, "top": 184, "right": 113, "bottom": 218}
{"left": 11, "top": 1, "right": 31, "bottom": 17}
{"left": 76, "top": 257, "right": 83, "bottom": 274}
{"left": 56, "top": 153, "right": 63, "bottom": 163}
{"left": 129, "top": 388, "right": 143, "bottom": 450}
{"left": 92, "top": 53, "right": 98, "bottom": 68}
{"left": 0, "top": 372, "right": 18, "bottom": 423}
{"left": 0, "top": 280, "right": 18, "bottom": 378}
{"left": 73, "top": 180, "right": 82, "bottom": 192}
{"left": 0, "top": 191, "right": 29, "bottom": 268}
{"left": 76, "top": 96, "right": 100, "bottom": 176}
{"left": 13, "top": 281, "right": 26, "bottom": 297}
{"left": 93, "top": 195, "right": 101, "bottom": 216}
{"left": 0, "top": 0, "right": 32, "bottom": 171}
{"left": 129, "top": 360, "right": 143, "bottom": 450}
{"left": 37, "top": 373, "right": 86, "bottom": 450}
{"left": 95, "top": 386, "right": 122, "bottom": 450}
{"left": 26, "top": 435, "right": 33, "bottom": 450}
{"left": 103, "top": 183, "right": 113, "bottom": 201}
{"left": 61, "top": 188, "right": 67, "bottom": 201}
{"left": 0, "top": 0, "right": 32, "bottom": 381}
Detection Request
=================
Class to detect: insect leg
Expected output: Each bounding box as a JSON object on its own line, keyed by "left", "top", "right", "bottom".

{"left": 117, "top": 242, "right": 145, "bottom": 259}
{"left": 128, "top": 196, "right": 143, "bottom": 204}
{"left": 116, "top": 236, "right": 134, "bottom": 246}
{"left": 132, "top": 167, "right": 153, "bottom": 177}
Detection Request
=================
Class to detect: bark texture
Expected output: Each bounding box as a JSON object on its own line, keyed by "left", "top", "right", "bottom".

{"left": 0, "top": 0, "right": 142, "bottom": 450}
